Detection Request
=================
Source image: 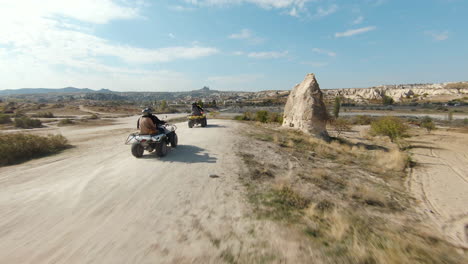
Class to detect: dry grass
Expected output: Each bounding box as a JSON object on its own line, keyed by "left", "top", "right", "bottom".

{"left": 0, "top": 133, "right": 70, "bottom": 166}
{"left": 236, "top": 122, "right": 467, "bottom": 263}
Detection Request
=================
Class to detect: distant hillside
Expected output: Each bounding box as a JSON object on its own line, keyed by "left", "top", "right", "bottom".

{"left": 0, "top": 87, "right": 113, "bottom": 95}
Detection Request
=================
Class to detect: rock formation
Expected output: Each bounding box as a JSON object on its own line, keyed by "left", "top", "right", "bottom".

{"left": 323, "top": 82, "right": 468, "bottom": 103}
{"left": 282, "top": 73, "right": 330, "bottom": 140}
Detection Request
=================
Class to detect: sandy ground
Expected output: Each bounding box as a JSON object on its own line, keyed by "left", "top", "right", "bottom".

{"left": 408, "top": 129, "right": 468, "bottom": 248}
{"left": 1, "top": 115, "right": 318, "bottom": 263}
{"left": 0, "top": 117, "right": 259, "bottom": 263}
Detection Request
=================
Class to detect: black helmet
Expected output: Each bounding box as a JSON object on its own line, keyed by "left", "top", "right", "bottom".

{"left": 142, "top": 107, "right": 152, "bottom": 116}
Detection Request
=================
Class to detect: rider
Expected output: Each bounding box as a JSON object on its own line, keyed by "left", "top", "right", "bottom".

{"left": 137, "top": 108, "right": 165, "bottom": 134}
{"left": 191, "top": 103, "right": 204, "bottom": 116}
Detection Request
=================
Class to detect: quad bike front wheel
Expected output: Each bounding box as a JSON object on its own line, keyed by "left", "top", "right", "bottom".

{"left": 131, "top": 142, "right": 144, "bottom": 158}
{"left": 188, "top": 120, "right": 194, "bottom": 128}
{"left": 201, "top": 117, "right": 207, "bottom": 127}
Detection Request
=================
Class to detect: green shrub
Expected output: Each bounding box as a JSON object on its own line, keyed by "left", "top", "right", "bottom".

{"left": 32, "top": 112, "right": 54, "bottom": 118}
{"left": 14, "top": 117, "right": 42, "bottom": 129}
{"left": 58, "top": 119, "right": 75, "bottom": 126}
{"left": 382, "top": 95, "right": 394, "bottom": 106}
{"left": 420, "top": 116, "right": 436, "bottom": 133}
{"left": 0, "top": 114, "right": 12, "bottom": 124}
{"left": 89, "top": 114, "right": 99, "bottom": 120}
{"left": 370, "top": 116, "right": 408, "bottom": 142}
{"left": 255, "top": 110, "right": 269, "bottom": 123}
{"left": 0, "top": 134, "right": 69, "bottom": 166}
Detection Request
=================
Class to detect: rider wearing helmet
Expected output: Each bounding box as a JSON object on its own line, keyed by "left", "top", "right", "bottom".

{"left": 137, "top": 108, "right": 166, "bottom": 135}
{"left": 191, "top": 103, "right": 204, "bottom": 116}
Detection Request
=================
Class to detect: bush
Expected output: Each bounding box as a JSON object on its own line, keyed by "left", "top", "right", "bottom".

{"left": 32, "top": 112, "right": 54, "bottom": 118}
{"left": 420, "top": 116, "right": 436, "bottom": 133}
{"left": 352, "top": 115, "right": 372, "bottom": 125}
{"left": 382, "top": 95, "right": 394, "bottom": 106}
{"left": 268, "top": 112, "right": 283, "bottom": 124}
{"left": 255, "top": 111, "right": 269, "bottom": 123}
{"left": 58, "top": 119, "right": 75, "bottom": 126}
{"left": 370, "top": 116, "right": 408, "bottom": 142}
{"left": 14, "top": 117, "right": 42, "bottom": 129}
{"left": 0, "top": 114, "right": 12, "bottom": 124}
{"left": 89, "top": 114, "right": 99, "bottom": 120}
{"left": 333, "top": 118, "right": 351, "bottom": 137}
{"left": 0, "top": 134, "right": 69, "bottom": 166}
{"left": 234, "top": 111, "right": 283, "bottom": 124}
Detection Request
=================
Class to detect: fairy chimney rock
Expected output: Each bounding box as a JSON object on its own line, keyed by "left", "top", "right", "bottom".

{"left": 282, "top": 73, "right": 330, "bottom": 140}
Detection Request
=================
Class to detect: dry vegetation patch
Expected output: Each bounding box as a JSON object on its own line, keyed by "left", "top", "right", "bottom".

{"left": 0, "top": 133, "right": 70, "bottom": 166}
{"left": 236, "top": 122, "right": 466, "bottom": 263}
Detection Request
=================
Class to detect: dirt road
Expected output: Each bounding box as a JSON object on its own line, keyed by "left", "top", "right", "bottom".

{"left": 0, "top": 117, "right": 256, "bottom": 263}
{"left": 409, "top": 130, "right": 468, "bottom": 248}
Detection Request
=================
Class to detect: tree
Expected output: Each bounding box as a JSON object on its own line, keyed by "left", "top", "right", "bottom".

{"left": 160, "top": 100, "right": 168, "bottom": 110}
{"left": 211, "top": 100, "right": 217, "bottom": 107}
{"left": 333, "top": 96, "right": 341, "bottom": 119}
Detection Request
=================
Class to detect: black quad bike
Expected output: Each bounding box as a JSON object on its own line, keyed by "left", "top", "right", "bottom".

{"left": 125, "top": 124, "right": 178, "bottom": 158}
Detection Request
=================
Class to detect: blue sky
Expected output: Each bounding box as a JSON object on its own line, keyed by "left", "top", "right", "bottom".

{"left": 0, "top": 0, "right": 467, "bottom": 91}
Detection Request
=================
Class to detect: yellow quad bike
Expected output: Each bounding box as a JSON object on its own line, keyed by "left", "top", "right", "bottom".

{"left": 188, "top": 114, "right": 207, "bottom": 128}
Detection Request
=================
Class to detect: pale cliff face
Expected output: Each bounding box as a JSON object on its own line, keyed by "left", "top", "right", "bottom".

{"left": 323, "top": 82, "right": 468, "bottom": 103}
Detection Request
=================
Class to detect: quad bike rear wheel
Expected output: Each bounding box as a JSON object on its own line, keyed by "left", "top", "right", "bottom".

{"left": 170, "top": 133, "right": 178, "bottom": 148}
{"left": 201, "top": 117, "right": 207, "bottom": 127}
{"left": 131, "top": 142, "right": 144, "bottom": 158}
{"left": 155, "top": 142, "right": 168, "bottom": 157}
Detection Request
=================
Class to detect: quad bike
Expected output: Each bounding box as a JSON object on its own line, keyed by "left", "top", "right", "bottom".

{"left": 125, "top": 124, "right": 178, "bottom": 158}
{"left": 188, "top": 114, "right": 207, "bottom": 128}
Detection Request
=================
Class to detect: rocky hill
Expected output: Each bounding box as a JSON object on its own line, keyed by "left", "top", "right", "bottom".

{"left": 2, "top": 82, "right": 467, "bottom": 104}
{"left": 323, "top": 82, "right": 468, "bottom": 103}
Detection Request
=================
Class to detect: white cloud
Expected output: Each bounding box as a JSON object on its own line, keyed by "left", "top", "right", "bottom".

{"left": 229, "top": 29, "right": 253, "bottom": 39}
{"left": 233, "top": 51, "right": 245, "bottom": 56}
{"left": 425, "top": 30, "right": 449, "bottom": 41}
{"left": 289, "top": 7, "right": 298, "bottom": 17}
{"left": 352, "top": 16, "right": 364, "bottom": 25}
{"left": 314, "top": 4, "right": 338, "bottom": 18}
{"left": 184, "top": 0, "right": 313, "bottom": 16}
{"left": 228, "top": 29, "right": 264, "bottom": 44}
{"left": 312, "top": 48, "right": 336, "bottom": 57}
{"left": 0, "top": 0, "right": 219, "bottom": 91}
{"left": 248, "top": 51, "right": 288, "bottom": 59}
{"left": 184, "top": 0, "right": 311, "bottom": 9}
{"left": 335, "top": 26, "right": 377, "bottom": 38}
{"left": 207, "top": 74, "right": 264, "bottom": 85}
